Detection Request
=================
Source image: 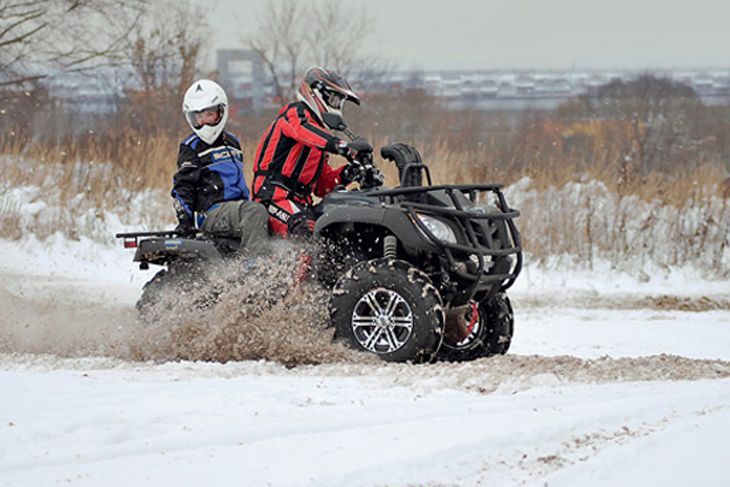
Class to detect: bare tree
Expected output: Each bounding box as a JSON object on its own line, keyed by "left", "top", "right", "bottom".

{"left": 558, "top": 74, "right": 706, "bottom": 173}
{"left": 116, "top": 0, "right": 210, "bottom": 135}
{"left": 0, "top": 1, "right": 47, "bottom": 87}
{"left": 124, "top": 0, "right": 208, "bottom": 94}
{"left": 246, "top": 0, "right": 305, "bottom": 101}
{"left": 0, "top": 0, "right": 145, "bottom": 88}
{"left": 305, "top": 0, "right": 376, "bottom": 76}
{"left": 245, "top": 0, "right": 383, "bottom": 101}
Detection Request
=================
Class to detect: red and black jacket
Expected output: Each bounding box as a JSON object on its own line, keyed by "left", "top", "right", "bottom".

{"left": 252, "top": 101, "right": 346, "bottom": 204}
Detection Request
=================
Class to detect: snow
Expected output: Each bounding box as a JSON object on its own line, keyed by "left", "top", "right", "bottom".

{"left": 504, "top": 176, "right": 730, "bottom": 277}
{"left": 514, "top": 307, "right": 730, "bottom": 360}
{"left": 1, "top": 233, "right": 729, "bottom": 486}
{"left": 2, "top": 362, "right": 729, "bottom": 487}
{"left": 545, "top": 401, "right": 730, "bottom": 486}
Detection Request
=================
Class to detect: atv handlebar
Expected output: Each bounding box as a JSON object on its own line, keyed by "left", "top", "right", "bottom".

{"left": 340, "top": 134, "right": 384, "bottom": 189}
{"left": 347, "top": 152, "right": 384, "bottom": 189}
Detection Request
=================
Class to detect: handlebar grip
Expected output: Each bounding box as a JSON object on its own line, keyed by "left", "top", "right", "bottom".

{"left": 348, "top": 137, "right": 374, "bottom": 153}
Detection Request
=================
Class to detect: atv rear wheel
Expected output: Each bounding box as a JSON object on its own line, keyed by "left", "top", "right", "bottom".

{"left": 136, "top": 265, "right": 219, "bottom": 323}
{"left": 438, "top": 293, "right": 514, "bottom": 362}
{"left": 329, "top": 258, "right": 444, "bottom": 363}
{"left": 136, "top": 269, "right": 180, "bottom": 322}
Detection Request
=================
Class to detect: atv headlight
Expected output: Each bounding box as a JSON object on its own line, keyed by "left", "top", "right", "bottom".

{"left": 415, "top": 214, "right": 457, "bottom": 244}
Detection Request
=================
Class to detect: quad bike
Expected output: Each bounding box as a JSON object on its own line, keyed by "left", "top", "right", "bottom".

{"left": 312, "top": 114, "right": 522, "bottom": 363}
{"left": 116, "top": 118, "right": 522, "bottom": 363}
{"left": 114, "top": 230, "right": 244, "bottom": 320}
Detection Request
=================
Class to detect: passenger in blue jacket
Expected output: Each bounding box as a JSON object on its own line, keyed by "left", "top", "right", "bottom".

{"left": 172, "top": 79, "right": 268, "bottom": 254}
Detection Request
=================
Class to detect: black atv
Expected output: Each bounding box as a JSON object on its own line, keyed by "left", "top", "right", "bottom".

{"left": 311, "top": 138, "right": 521, "bottom": 363}
{"left": 117, "top": 124, "right": 522, "bottom": 363}
{"left": 114, "top": 230, "right": 245, "bottom": 320}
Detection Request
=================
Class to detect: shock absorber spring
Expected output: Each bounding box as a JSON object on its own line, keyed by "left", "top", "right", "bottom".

{"left": 384, "top": 235, "right": 397, "bottom": 259}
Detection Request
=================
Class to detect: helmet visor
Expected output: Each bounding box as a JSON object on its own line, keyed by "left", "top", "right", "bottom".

{"left": 322, "top": 89, "right": 346, "bottom": 111}
{"left": 184, "top": 104, "right": 224, "bottom": 129}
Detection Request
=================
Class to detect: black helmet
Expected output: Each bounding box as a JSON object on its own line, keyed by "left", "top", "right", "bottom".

{"left": 296, "top": 67, "right": 361, "bottom": 124}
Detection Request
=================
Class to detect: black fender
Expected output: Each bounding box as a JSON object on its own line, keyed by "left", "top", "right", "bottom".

{"left": 314, "top": 206, "right": 440, "bottom": 254}
{"left": 134, "top": 237, "right": 223, "bottom": 265}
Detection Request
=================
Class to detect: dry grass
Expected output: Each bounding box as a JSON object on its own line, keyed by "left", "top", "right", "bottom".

{"left": 1, "top": 132, "right": 172, "bottom": 193}
{"left": 1, "top": 125, "right": 728, "bottom": 276}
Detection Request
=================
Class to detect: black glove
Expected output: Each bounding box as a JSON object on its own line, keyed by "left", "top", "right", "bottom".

{"left": 336, "top": 138, "right": 373, "bottom": 162}
{"left": 342, "top": 160, "right": 367, "bottom": 184}
{"left": 175, "top": 216, "right": 196, "bottom": 238}
{"left": 369, "top": 168, "right": 385, "bottom": 187}
{"left": 173, "top": 199, "right": 196, "bottom": 238}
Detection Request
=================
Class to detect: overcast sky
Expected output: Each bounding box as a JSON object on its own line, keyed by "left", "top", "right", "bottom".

{"left": 209, "top": 0, "right": 729, "bottom": 70}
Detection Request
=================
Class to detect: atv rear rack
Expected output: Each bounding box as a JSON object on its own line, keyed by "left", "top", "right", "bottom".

{"left": 371, "top": 184, "right": 523, "bottom": 300}
{"left": 115, "top": 230, "right": 179, "bottom": 249}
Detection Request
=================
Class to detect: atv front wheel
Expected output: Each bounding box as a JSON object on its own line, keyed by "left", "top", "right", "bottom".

{"left": 439, "top": 293, "right": 514, "bottom": 361}
{"left": 329, "top": 258, "right": 444, "bottom": 363}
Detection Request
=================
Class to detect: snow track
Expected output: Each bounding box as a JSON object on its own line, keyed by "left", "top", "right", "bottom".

{"left": 1, "top": 238, "right": 729, "bottom": 485}
{"left": 1, "top": 358, "right": 729, "bottom": 487}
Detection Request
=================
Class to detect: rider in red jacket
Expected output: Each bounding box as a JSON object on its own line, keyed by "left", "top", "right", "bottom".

{"left": 252, "top": 67, "right": 368, "bottom": 237}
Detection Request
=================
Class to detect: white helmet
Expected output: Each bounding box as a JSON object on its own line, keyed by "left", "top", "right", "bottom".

{"left": 182, "top": 79, "right": 229, "bottom": 144}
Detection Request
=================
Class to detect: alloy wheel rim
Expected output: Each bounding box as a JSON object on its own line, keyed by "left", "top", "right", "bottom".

{"left": 351, "top": 288, "right": 414, "bottom": 354}
{"left": 453, "top": 309, "right": 482, "bottom": 348}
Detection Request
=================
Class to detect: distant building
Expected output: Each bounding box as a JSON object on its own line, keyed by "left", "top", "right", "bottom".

{"left": 216, "top": 49, "right": 273, "bottom": 114}
{"left": 45, "top": 72, "right": 123, "bottom": 114}
{"left": 44, "top": 55, "right": 730, "bottom": 114}
{"left": 361, "top": 68, "right": 730, "bottom": 109}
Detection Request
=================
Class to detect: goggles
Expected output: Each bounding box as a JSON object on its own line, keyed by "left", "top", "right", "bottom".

{"left": 185, "top": 104, "right": 223, "bottom": 129}
{"left": 322, "top": 89, "right": 346, "bottom": 110}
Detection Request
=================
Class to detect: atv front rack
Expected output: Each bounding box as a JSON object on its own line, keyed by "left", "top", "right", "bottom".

{"left": 370, "top": 184, "right": 523, "bottom": 301}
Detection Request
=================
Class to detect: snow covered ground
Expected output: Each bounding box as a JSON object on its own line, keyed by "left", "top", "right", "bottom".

{"left": 1, "top": 235, "right": 729, "bottom": 486}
